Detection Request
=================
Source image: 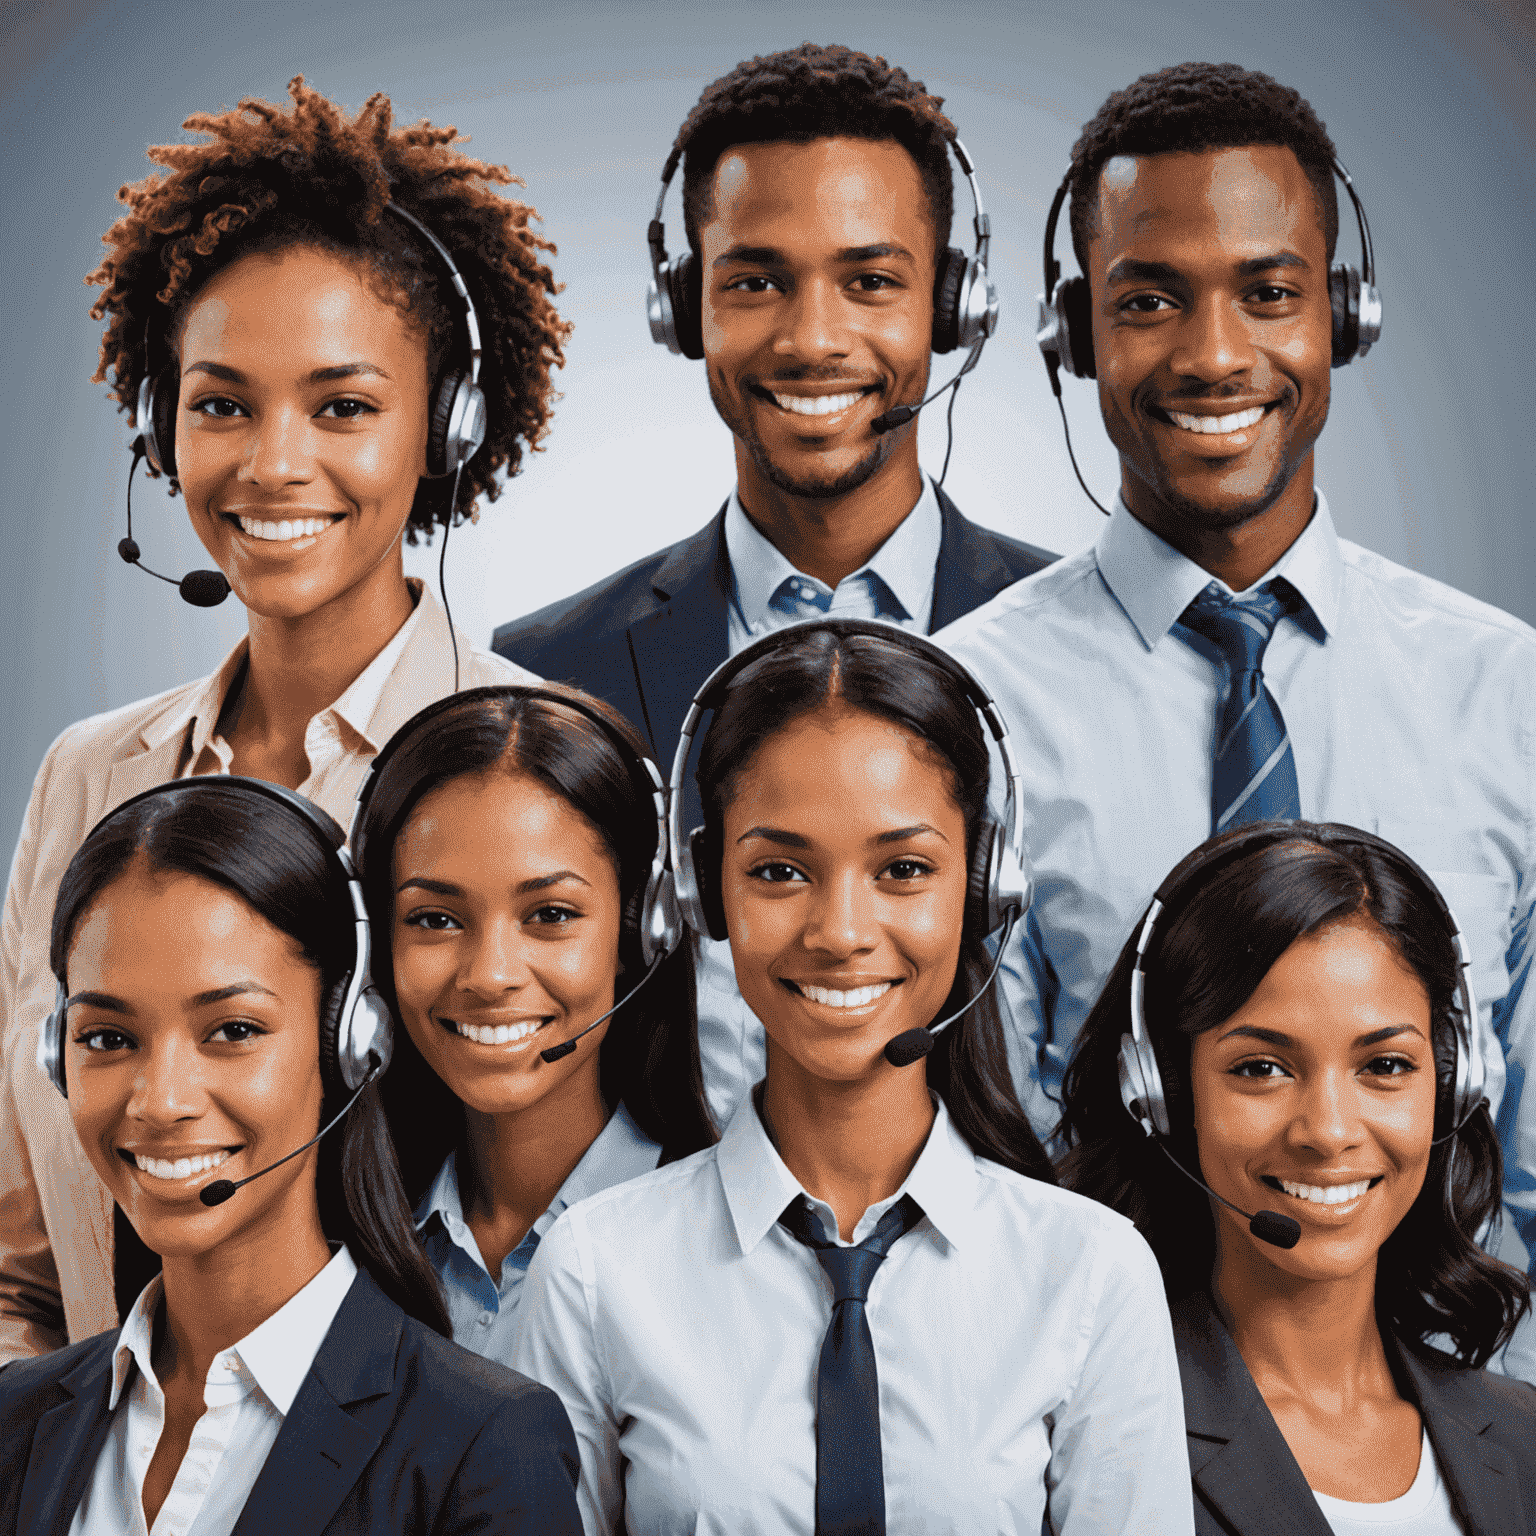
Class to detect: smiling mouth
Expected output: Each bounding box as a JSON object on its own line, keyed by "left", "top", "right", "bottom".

{"left": 782, "top": 980, "right": 896, "bottom": 1008}
{"left": 119, "top": 1148, "right": 234, "bottom": 1181}
{"left": 440, "top": 1015, "right": 552, "bottom": 1048}
{"left": 1262, "top": 1175, "right": 1382, "bottom": 1207}
{"left": 229, "top": 513, "right": 344, "bottom": 544}
{"left": 752, "top": 384, "right": 879, "bottom": 420}
{"left": 1150, "top": 403, "right": 1276, "bottom": 435}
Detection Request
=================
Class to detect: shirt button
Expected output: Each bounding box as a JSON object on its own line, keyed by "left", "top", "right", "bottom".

{"left": 478, "top": 1311, "right": 492, "bottom": 1326}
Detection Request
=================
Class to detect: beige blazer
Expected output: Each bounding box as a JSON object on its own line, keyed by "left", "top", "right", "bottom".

{"left": 0, "top": 583, "right": 536, "bottom": 1361}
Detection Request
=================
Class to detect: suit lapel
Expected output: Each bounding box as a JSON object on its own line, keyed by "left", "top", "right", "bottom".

{"left": 103, "top": 732, "right": 192, "bottom": 813}
{"left": 19, "top": 1342, "right": 116, "bottom": 1536}
{"left": 231, "top": 1273, "right": 398, "bottom": 1536}
{"left": 930, "top": 486, "right": 1008, "bottom": 633}
{"left": 625, "top": 507, "right": 731, "bottom": 772}
{"left": 1395, "top": 1341, "right": 1528, "bottom": 1535}
{"left": 1173, "top": 1294, "right": 1335, "bottom": 1536}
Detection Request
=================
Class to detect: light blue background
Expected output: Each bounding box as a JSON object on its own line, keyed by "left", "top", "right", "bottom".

{"left": 1, "top": 0, "right": 1532, "bottom": 841}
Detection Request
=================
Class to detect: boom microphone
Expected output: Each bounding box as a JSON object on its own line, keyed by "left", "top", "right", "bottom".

{"left": 539, "top": 950, "right": 666, "bottom": 1065}
{"left": 1156, "top": 1140, "right": 1301, "bottom": 1250}
{"left": 120, "top": 443, "right": 231, "bottom": 608}
{"left": 870, "top": 337, "right": 986, "bottom": 436}
{"left": 199, "top": 1064, "right": 378, "bottom": 1207}
{"left": 883, "top": 910, "right": 1017, "bottom": 1067}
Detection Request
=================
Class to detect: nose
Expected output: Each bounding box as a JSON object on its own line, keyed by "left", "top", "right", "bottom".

{"left": 1288, "top": 1068, "right": 1364, "bottom": 1156}
{"left": 1168, "top": 292, "right": 1258, "bottom": 383}
{"left": 801, "top": 867, "right": 880, "bottom": 960}
{"left": 236, "top": 402, "right": 315, "bottom": 487}
{"left": 773, "top": 275, "right": 849, "bottom": 364}
{"left": 457, "top": 916, "right": 532, "bottom": 999}
{"left": 126, "top": 1036, "right": 204, "bottom": 1126}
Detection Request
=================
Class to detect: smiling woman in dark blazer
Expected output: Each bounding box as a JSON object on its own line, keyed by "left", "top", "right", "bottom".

{"left": 1057, "top": 821, "right": 1535, "bottom": 1536}
{"left": 0, "top": 779, "right": 579, "bottom": 1536}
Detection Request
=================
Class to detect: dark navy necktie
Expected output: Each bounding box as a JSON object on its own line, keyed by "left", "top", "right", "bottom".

{"left": 1177, "top": 579, "right": 1303, "bottom": 832}
{"left": 778, "top": 1193, "right": 924, "bottom": 1536}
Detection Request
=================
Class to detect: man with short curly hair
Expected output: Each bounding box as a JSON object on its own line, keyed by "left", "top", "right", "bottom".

{"left": 495, "top": 44, "right": 1053, "bottom": 1126}
{"left": 941, "top": 63, "right": 1536, "bottom": 1384}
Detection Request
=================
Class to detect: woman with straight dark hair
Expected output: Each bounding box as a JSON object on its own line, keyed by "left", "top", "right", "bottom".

{"left": 1058, "top": 821, "right": 1536, "bottom": 1536}
{"left": 513, "top": 621, "right": 1194, "bottom": 1535}
{"left": 0, "top": 778, "right": 580, "bottom": 1535}
{"left": 353, "top": 684, "right": 715, "bottom": 1361}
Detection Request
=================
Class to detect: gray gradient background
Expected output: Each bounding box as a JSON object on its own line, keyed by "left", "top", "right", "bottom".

{"left": 1, "top": 0, "right": 1532, "bottom": 845}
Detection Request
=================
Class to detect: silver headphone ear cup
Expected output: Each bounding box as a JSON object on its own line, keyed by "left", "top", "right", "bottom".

{"left": 447, "top": 382, "right": 487, "bottom": 468}
{"left": 955, "top": 258, "right": 999, "bottom": 351}
{"left": 647, "top": 273, "right": 681, "bottom": 355}
{"left": 991, "top": 827, "right": 1032, "bottom": 933}
{"left": 338, "top": 985, "right": 394, "bottom": 1092}
{"left": 1117, "top": 1037, "right": 1154, "bottom": 1137}
{"left": 640, "top": 864, "right": 683, "bottom": 967}
{"left": 40, "top": 981, "right": 69, "bottom": 1098}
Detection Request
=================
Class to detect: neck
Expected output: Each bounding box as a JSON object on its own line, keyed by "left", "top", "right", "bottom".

{"left": 1123, "top": 456, "right": 1315, "bottom": 593}
{"left": 156, "top": 1187, "right": 331, "bottom": 1388}
{"left": 1210, "top": 1221, "right": 1393, "bottom": 1406}
{"left": 735, "top": 436, "right": 925, "bottom": 590}
{"left": 459, "top": 1052, "right": 611, "bottom": 1267}
{"left": 231, "top": 552, "right": 416, "bottom": 788}
{"left": 761, "top": 1042, "right": 935, "bottom": 1241}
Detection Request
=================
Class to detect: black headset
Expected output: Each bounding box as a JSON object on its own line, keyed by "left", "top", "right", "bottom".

{"left": 646, "top": 137, "right": 999, "bottom": 362}
{"left": 1118, "top": 823, "right": 1487, "bottom": 1148}
{"left": 351, "top": 685, "right": 684, "bottom": 972}
{"left": 41, "top": 777, "right": 392, "bottom": 1103}
{"left": 662, "top": 620, "right": 1030, "bottom": 946}
{"left": 1036, "top": 153, "right": 1383, "bottom": 387}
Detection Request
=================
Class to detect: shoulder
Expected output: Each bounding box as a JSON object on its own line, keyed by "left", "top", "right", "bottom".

{"left": 457, "top": 642, "right": 542, "bottom": 690}
{"left": 1338, "top": 539, "right": 1536, "bottom": 656}
{"left": 1402, "top": 1338, "right": 1536, "bottom": 1438}
{"left": 948, "top": 507, "right": 1058, "bottom": 582}
{"left": 539, "top": 1145, "right": 721, "bottom": 1263}
{"left": 0, "top": 1331, "right": 111, "bottom": 1423}
{"left": 937, "top": 544, "right": 1104, "bottom": 653}
{"left": 393, "top": 1313, "right": 571, "bottom": 1434}
{"left": 492, "top": 522, "right": 719, "bottom": 661}
{"left": 33, "top": 677, "right": 204, "bottom": 788}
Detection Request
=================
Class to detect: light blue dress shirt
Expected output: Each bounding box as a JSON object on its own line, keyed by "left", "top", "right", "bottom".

{"left": 414, "top": 1101, "right": 660, "bottom": 1363}
{"left": 695, "top": 478, "right": 945, "bottom": 1129}
{"left": 937, "top": 493, "right": 1536, "bottom": 1380}
{"left": 512, "top": 1092, "right": 1194, "bottom": 1535}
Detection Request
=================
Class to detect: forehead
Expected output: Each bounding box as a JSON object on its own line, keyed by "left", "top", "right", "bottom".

{"left": 1091, "top": 144, "right": 1325, "bottom": 273}
{"left": 701, "top": 137, "right": 932, "bottom": 254}
{"left": 176, "top": 245, "right": 426, "bottom": 369}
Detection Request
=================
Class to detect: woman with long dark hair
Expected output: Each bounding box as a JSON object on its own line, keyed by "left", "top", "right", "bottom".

{"left": 1057, "top": 821, "right": 1536, "bottom": 1535}
{"left": 0, "top": 778, "right": 580, "bottom": 1534}
{"left": 353, "top": 684, "right": 715, "bottom": 1359}
{"left": 513, "top": 620, "right": 1194, "bottom": 1535}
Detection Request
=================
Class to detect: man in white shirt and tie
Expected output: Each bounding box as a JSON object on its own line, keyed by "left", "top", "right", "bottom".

{"left": 939, "top": 61, "right": 1536, "bottom": 1380}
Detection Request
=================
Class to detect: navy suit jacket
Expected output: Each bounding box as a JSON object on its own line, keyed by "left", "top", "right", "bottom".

{"left": 492, "top": 486, "right": 1054, "bottom": 772}
{"left": 1173, "top": 1291, "right": 1536, "bottom": 1535}
{"left": 0, "top": 1268, "right": 582, "bottom": 1536}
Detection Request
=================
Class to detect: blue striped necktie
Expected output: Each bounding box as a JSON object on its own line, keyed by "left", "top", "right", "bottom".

{"left": 778, "top": 1194, "right": 924, "bottom": 1536}
{"left": 1177, "top": 579, "right": 1302, "bottom": 832}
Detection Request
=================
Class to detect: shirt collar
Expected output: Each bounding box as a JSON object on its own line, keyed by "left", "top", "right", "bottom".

{"left": 1095, "top": 490, "right": 1342, "bottom": 650}
{"left": 724, "top": 476, "right": 942, "bottom": 630}
{"left": 715, "top": 1090, "right": 981, "bottom": 1256}
{"left": 107, "top": 1246, "right": 358, "bottom": 1415}
{"left": 414, "top": 1102, "right": 661, "bottom": 1242}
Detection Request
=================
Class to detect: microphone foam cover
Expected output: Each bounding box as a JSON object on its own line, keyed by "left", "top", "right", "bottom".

{"left": 883, "top": 1029, "right": 935, "bottom": 1068}
{"left": 540, "top": 1039, "right": 578, "bottom": 1065}
{"left": 117, "top": 537, "right": 141, "bottom": 564}
{"left": 180, "top": 570, "right": 232, "bottom": 608}
{"left": 200, "top": 1179, "right": 237, "bottom": 1207}
{"left": 870, "top": 405, "right": 915, "bottom": 436}
{"left": 1249, "top": 1209, "right": 1302, "bottom": 1250}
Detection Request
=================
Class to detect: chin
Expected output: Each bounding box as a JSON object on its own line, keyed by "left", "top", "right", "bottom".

{"left": 754, "top": 440, "right": 888, "bottom": 501}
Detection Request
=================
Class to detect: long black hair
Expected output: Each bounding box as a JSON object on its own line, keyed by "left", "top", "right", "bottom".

{"left": 49, "top": 780, "right": 451, "bottom": 1336}
{"left": 355, "top": 685, "right": 716, "bottom": 1207}
{"left": 693, "top": 621, "right": 1053, "bottom": 1184}
{"left": 1056, "top": 821, "right": 1530, "bottom": 1367}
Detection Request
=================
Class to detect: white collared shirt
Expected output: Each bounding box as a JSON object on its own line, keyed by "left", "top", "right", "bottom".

{"left": 415, "top": 1102, "right": 660, "bottom": 1363}
{"left": 937, "top": 491, "right": 1536, "bottom": 1379}
{"left": 512, "top": 1094, "right": 1194, "bottom": 1535}
{"left": 66, "top": 1246, "right": 357, "bottom": 1536}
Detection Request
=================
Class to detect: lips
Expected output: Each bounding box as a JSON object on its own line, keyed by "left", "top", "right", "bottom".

{"left": 1148, "top": 400, "right": 1278, "bottom": 436}
{"left": 228, "top": 513, "right": 344, "bottom": 543}
{"left": 120, "top": 1147, "right": 234, "bottom": 1181}
{"left": 441, "top": 1015, "right": 550, "bottom": 1047}
{"left": 751, "top": 382, "right": 880, "bottom": 422}
{"left": 1262, "top": 1175, "right": 1382, "bottom": 1207}
{"left": 784, "top": 979, "right": 897, "bottom": 1008}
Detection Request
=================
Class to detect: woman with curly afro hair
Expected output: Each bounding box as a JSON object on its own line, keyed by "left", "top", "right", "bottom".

{"left": 0, "top": 76, "right": 570, "bottom": 1364}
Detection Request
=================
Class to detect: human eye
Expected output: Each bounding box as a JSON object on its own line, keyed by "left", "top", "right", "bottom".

{"left": 747, "top": 861, "right": 808, "bottom": 884}
{"left": 316, "top": 397, "right": 377, "bottom": 420}
{"left": 880, "top": 857, "right": 934, "bottom": 882}
{"left": 1119, "top": 292, "right": 1176, "bottom": 315}
{"left": 190, "top": 394, "right": 248, "bottom": 419}
{"left": 1363, "top": 1054, "right": 1418, "bottom": 1078}
{"left": 1229, "top": 1057, "right": 1289, "bottom": 1080}
{"left": 724, "top": 274, "right": 781, "bottom": 295}
{"left": 849, "top": 272, "right": 899, "bottom": 293}
{"left": 403, "top": 909, "right": 462, "bottom": 933}
{"left": 528, "top": 905, "right": 579, "bottom": 926}
{"left": 207, "top": 1019, "right": 266, "bottom": 1044}
{"left": 77, "top": 1026, "right": 135, "bottom": 1053}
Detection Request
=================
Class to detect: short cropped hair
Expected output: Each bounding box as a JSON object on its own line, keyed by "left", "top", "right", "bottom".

{"left": 1068, "top": 62, "right": 1340, "bottom": 274}
{"left": 87, "top": 76, "right": 571, "bottom": 542}
{"left": 675, "top": 43, "right": 956, "bottom": 262}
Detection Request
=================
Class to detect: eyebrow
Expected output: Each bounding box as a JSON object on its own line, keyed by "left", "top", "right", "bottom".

{"left": 1216, "top": 1022, "right": 1423, "bottom": 1048}
{"left": 1104, "top": 251, "right": 1310, "bottom": 287}
{"left": 735, "top": 824, "right": 945, "bottom": 848}
{"left": 712, "top": 241, "right": 915, "bottom": 270}
{"left": 182, "top": 361, "right": 391, "bottom": 384}
{"left": 65, "top": 980, "right": 277, "bottom": 1014}
{"left": 395, "top": 871, "right": 591, "bottom": 897}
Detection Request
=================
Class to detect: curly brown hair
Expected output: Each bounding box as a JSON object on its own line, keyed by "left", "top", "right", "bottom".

{"left": 674, "top": 43, "right": 957, "bottom": 262}
{"left": 87, "top": 76, "right": 571, "bottom": 542}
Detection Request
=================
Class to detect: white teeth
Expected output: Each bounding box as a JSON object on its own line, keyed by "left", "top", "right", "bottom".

{"left": 133, "top": 1149, "right": 231, "bottom": 1181}
{"left": 237, "top": 515, "right": 337, "bottom": 542}
{"left": 1278, "top": 1178, "right": 1372, "bottom": 1206}
{"left": 454, "top": 1019, "right": 542, "bottom": 1046}
{"left": 798, "top": 982, "right": 893, "bottom": 1008}
{"left": 772, "top": 391, "right": 864, "bottom": 417}
{"left": 1168, "top": 406, "right": 1266, "bottom": 434}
